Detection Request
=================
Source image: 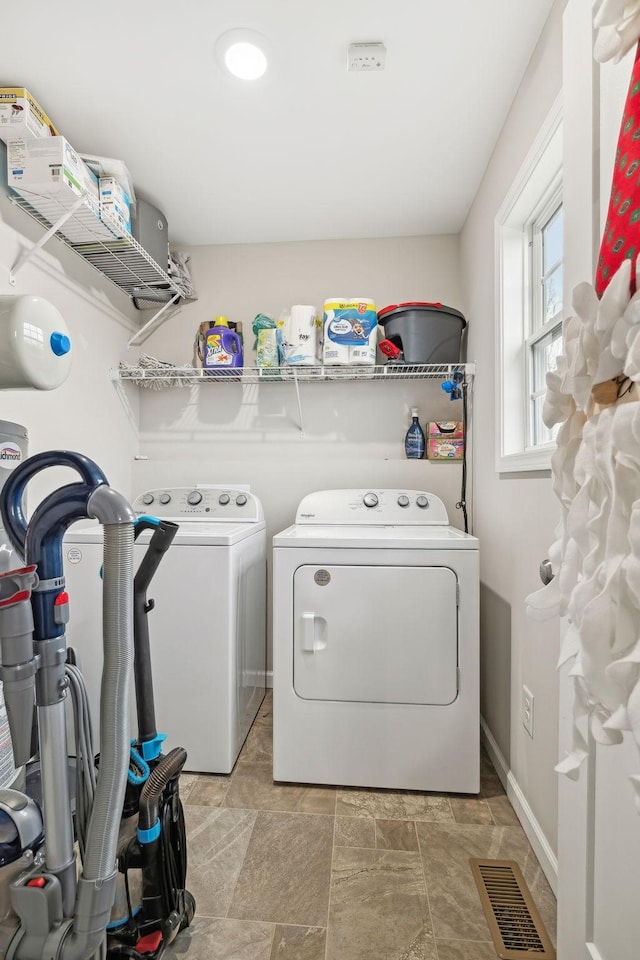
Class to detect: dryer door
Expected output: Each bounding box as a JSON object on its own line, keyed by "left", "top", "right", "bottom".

{"left": 293, "top": 564, "right": 458, "bottom": 705}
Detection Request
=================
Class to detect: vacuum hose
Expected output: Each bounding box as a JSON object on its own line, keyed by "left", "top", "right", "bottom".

{"left": 82, "top": 523, "right": 134, "bottom": 880}
{"left": 138, "top": 748, "right": 187, "bottom": 833}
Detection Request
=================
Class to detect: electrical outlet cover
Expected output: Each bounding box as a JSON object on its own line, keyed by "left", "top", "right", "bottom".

{"left": 348, "top": 42, "right": 386, "bottom": 72}
{"left": 522, "top": 685, "right": 534, "bottom": 738}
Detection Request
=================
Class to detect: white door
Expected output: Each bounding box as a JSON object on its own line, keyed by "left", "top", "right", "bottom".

{"left": 558, "top": 5, "right": 640, "bottom": 957}
{"left": 293, "top": 564, "right": 458, "bottom": 704}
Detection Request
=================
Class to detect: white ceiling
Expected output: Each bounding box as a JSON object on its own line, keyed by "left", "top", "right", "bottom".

{"left": 3, "top": 0, "right": 554, "bottom": 246}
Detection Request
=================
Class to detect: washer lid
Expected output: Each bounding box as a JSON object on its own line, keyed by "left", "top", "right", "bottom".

{"left": 273, "top": 523, "right": 477, "bottom": 550}
{"left": 66, "top": 520, "right": 265, "bottom": 547}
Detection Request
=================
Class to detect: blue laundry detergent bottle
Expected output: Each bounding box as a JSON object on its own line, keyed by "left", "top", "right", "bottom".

{"left": 203, "top": 316, "right": 243, "bottom": 376}
{"left": 405, "top": 408, "right": 425, "bottom": 459}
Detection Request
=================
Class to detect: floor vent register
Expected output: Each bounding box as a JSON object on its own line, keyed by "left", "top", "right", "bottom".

{"left": 470, "top": 858, "right": 556, "bottom": 959}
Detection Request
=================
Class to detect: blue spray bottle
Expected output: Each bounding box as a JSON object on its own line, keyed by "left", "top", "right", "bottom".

{"left": 405, "top": 408, "right": 425, "bottom": 459}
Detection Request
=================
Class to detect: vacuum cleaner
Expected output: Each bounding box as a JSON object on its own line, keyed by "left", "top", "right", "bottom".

{"left": 0, "top": 451, "right": 193, "bottom": 960}
{"left": 102, "top": 516, "right": 195, "bottom": 959}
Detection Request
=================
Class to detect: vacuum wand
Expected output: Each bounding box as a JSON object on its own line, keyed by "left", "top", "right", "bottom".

{"left": 133, "top": 519, "right": 179, "bottom": 749}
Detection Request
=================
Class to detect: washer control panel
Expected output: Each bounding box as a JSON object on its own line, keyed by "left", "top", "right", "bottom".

{"left": 132, "top": 486, "right": 263, "bottom": 522}
{"left": 295, "top": 489, "right": 448, "bottom": 525}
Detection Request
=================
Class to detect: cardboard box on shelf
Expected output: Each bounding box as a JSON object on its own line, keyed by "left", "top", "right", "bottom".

{"left": 0, "top": 88, "right": 59, "bottom": 143}
{"left": 99, "top": 177, "right": 131, "bottom": 236}
{"left": 426, "top": 437, "right": 464, "bottom": 461}
{"left": 7, "top": 136, "right": 98, "bottom": 200}
{"left": 7, "top": 137, "right": 125, "bottom": 244}
{"left": 427, "top": 420, "right": 464, "bottom": 439}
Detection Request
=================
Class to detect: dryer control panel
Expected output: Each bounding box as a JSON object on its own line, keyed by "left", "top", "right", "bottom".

{"left": 295, "top": 489, "right": 449, "bottom": 525}
{"left": 132, "top": 486, "right": 263, "bottom": 522}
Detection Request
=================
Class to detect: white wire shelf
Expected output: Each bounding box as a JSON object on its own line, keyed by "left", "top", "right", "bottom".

{"left": 9, "top": 188, "right": 184, "bottom": 299}
{"left": 112, "top": 362, "right": 475, "bottom": 387}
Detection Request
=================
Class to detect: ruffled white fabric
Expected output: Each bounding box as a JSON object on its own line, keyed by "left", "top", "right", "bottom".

{"left": 525, "top": 258, "right": 640, "bottom": 812}
{"left": 594, "top": 0, "right": 640, "bottom": 63}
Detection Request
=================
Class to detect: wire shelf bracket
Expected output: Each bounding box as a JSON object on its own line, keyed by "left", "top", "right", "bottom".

{"left": 7, "top": 188, "right": 188, "bottom": 343}
{"left": 9, "top": 193, "right": 86, "bottom": 284}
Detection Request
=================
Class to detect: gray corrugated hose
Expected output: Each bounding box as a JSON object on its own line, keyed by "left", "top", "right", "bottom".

{"left": 83, "top": 522, "right": 133, "bottom": 879}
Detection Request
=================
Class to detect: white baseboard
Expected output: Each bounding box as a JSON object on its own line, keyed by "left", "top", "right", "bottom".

{"left": 266, "top": 670, "right": 273, "bottom": 688}
{"left": 481, "top": 716, "right": 558, "bottom": 896}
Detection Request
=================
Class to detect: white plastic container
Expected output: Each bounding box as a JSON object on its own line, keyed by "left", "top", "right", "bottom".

{"left": 0, "top": 295, "right": 72, "bottom": 390}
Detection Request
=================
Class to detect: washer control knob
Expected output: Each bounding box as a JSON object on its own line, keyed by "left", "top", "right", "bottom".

{"left": 397, "top": 495, "right": 410, "bottom": 508}
{"left": 218, "top": 493, "right": 230, "bottom": 506}
{"left": 159, "top": 493, "right": 172, "bottom": 505}
{"left": 141, "top": 493, "right": 155, "bottom": 506}
{"left": 236, "top": 494, "right": 248, "bottom": 507}
{"left": 187, "top": 490, "right": 203, "bottom": 506}
{"left": 363, "top": 492, "right": 379, "bottom": 508}
{"left": 416, "top": 495, "right": 430, "bottom": 509}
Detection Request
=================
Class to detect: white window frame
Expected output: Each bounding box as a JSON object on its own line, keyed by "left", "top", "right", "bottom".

{"left": 495, "top": 96, "right": 563, "bottom": 473}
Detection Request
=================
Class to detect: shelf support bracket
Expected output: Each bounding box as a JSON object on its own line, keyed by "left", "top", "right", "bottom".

{"left": 128, "top": 291, "right": 182, "bottom": 348}
{"left": 293, "top": 372, "right": 305, "bottom": 436}
{"left": 9, "top": 194, "right": 86, "bottom": 285}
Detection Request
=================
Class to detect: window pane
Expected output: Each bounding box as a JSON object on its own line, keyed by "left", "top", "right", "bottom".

{"left": 543, "top": 263, "right": 563, "bottom": 323}
{"left": 543, "top": 206, "right": 562, "bottom": 272}
{"left": 533, "top": 395, "right": 559, "bottom": 445}
{"left": 532, "top": 324, "right": 563, "bottom": 393}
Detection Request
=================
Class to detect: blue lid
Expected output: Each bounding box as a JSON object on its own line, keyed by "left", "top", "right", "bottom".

{"left": 50, "top": 332, "right": 71, "bottom": 357}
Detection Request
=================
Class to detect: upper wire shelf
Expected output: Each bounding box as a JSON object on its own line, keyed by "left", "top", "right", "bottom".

{"left": 112, "top": 362, "right": 475, "bottom": 387}
{"left": 8, "top": 189, "right": 189, "bottom": 345}
{"left": 9, "top": 189, "right": 183, "bottom": 296}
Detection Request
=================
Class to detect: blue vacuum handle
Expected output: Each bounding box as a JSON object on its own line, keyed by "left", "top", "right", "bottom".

{"left": 1, "top": 451, "right": 107, "bottom": 558}
{"left": 0, "top": 452, "right": 109, "bottom": 642}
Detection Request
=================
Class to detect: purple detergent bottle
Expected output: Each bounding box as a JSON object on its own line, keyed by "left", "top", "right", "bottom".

{"left": 203, "top": 316, "right": 243, "bottom": 377}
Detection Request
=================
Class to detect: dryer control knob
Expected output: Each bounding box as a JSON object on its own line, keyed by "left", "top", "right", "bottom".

{"left": 397, "top": 495, "right": 410, "bottom": 508}
{"left": 416, "top": 495, "right": 430, "bottom": 509}
{"left": 218, "top": 493, "right": 230, "bottom": 505}
{"left": 142, "top": 493, "right": 155, "bottom": 506}
{"left": 187, "top": 491, "right": 203, "bottom": 505}
{"left": 236, "top": 494, "right": 248, "bottom": 507}
{"left": 363, "top": 492, "right": 379, "bottom": 508}
{"left": 159, "top": 493, "right": 172, "bottom": 505}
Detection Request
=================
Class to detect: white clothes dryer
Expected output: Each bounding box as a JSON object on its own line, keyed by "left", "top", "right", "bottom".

{"left": 64, "top": 485, "right": 267, "bottom": 774}
{"left": 272, "top": 489, "right": 479, "bottom": 793}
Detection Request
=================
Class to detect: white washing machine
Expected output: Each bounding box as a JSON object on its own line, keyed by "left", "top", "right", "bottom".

{"left": 64, "top": 485, "right": 267, "bottom": 774}
{"left": 273, "top": 489, "right": 479, "bottom": 793}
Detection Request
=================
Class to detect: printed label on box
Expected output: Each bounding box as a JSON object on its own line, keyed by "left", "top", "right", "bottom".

{"left": 427, "top": 438, "right": 464, "bottom": 461}
{"left": 427, "top": 421, "right": 464, "bottom": 439}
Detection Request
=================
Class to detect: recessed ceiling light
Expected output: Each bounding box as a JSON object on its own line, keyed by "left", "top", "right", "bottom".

{"left": 216, "top": 29, "right": 269, "bottom": 81}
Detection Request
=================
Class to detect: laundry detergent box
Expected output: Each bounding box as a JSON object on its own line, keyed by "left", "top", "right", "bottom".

{"left": 427, "top": 421, "right": 464, "bottom": 439}
{"left": 427, "top": 437, "right": 464, "bottom": 461}
{"left": 0, "top": 88, "right": 59, "bottom": 143}
{"left": 323, "top": 298, "right": 377, "bottom": 365}
{"left": 7, "top": 136, "right": 98, "bottom": 201}
{"left": 99, "top": 176, "right": 131, "bottom": 236}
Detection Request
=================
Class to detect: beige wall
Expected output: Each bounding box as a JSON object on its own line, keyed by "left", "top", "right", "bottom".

{"left": 460, "top": 1, "right": 566, "bottom": 853}
{"left": 0, "top": 170, "right": 140, "bottom": 508}
{"left": 138, "top": 235, "right": 465, "bottom": 668}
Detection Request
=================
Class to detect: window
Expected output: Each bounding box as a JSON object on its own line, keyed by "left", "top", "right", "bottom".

{"left": 495, "top": 98, "right": 563, "bottom": 472}
{"left": 528, "top": 198, "right": 563, "bottom": 447}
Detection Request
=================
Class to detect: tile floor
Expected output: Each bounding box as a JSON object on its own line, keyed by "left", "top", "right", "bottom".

{"left": 167, "top": 692, "right": 556, "bottom": 960}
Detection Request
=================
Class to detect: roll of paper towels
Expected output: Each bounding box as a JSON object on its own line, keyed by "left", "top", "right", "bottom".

{"left": 0, "top": 295, "right": 72, "bottom": 390}
{"left": 281, "top": 304, "right": 318, "bottom": 365}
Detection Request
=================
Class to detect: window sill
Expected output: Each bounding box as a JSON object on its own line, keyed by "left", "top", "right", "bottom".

{"left": 496, "top": 446, "right": 554, "bottom": 473}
